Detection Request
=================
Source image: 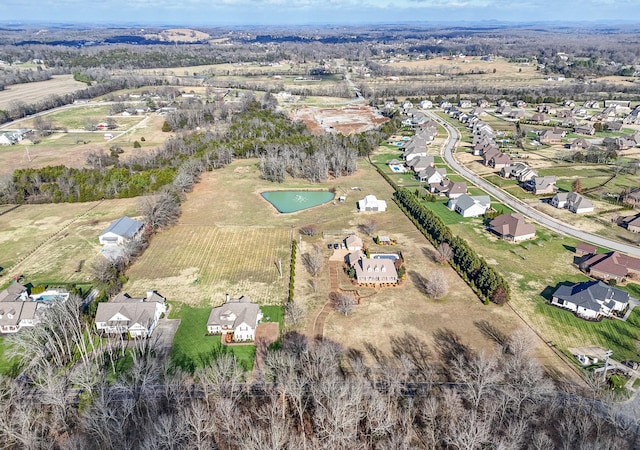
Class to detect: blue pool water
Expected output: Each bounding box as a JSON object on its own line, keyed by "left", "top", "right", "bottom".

{"left": 261, "top": 190, "right": 335, "bottom": 213}
{"left": 391, "top": 166, "right": 401, "bottom": 172}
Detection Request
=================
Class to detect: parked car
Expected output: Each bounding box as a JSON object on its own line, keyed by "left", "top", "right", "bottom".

{"left": 333, "top": 243, "right": 339, "bottom": 249}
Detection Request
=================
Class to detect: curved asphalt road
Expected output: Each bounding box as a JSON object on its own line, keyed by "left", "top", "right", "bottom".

{"left": 427, "top": 111, "right": 640, "bottom": 258}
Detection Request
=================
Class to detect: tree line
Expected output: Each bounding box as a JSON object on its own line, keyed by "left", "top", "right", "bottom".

{"left": 2, "top": 303, "right": 634, "bottom": 449}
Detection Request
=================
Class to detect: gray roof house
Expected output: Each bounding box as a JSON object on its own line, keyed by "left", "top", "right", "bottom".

{"left": 95, "top": 290, "right": 166, "bottom": 338}
{"left": 0, "top": 283, "right": 29, "bottom": 303}
{"left": 207, "top": 295, "right": 263, "bottom": 342}
{"left": 448, "top": 194, "right": 491, "bottom": 218}
{"left": 551, "top": 192, "right": 594, "bottom": 214}
{"left": 525, "top": 176, "right": 557, "bottom": 195}
{"left": 551, "top": 280, "right": 629, "bottom": 320}
{"left": 0, "top": 302, "right": 38, "bottom": 334}
{"left": 407, "top": 155, "right": 435, "bottom": 172}
{"left": 417, "top": 166, "right": 446, "bottom": 184}
{"left": 99, "top": 216, "right": 145, "bottom": 246}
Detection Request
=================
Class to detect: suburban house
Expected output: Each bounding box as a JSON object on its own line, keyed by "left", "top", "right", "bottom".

{"left": 348, "top": 254, "right": 398, "bottom": 285}
{"left": 489, "top": 213, "right": 536, "bottom": 242}
{"left": 568, "top": 138, "right": 590, "bottom": 151}
{"left": 530, "top": 112, "right": 548, "bottom": 123}
{"left": 99, "top": 216, "right": 145, "bottom": 246}
{"left": 358, "top": 195, "right": 387, "bottom": 212}
{"left": 344, "top": 234, "right": 363, "bottom": 251}
{"left": 618, "top": 212, "right": 640, "bottom": 233}
{"left": 430, "top": 179, "right": 467, "bottom": 199}
{"left": 488, "top": 153, "right": 512, "bottom": 170}
{"left": 575, "top": 242, "right": 597, "bottom": 257}
{"left": 448, "top": 194, "right": 491, "bottom": 218}
{"left": 95, "top": 290, "right": 166, "bottom": 338}
{"left": 550, "top": 280, "right": 629, "bottom": 320}
{"left": 507, "top": 110, "right": 525, "bottom": 120}
{"left": 580, "top": 251, "right": 640, "bottom": 282}
{"left": 0, "top": 302, "right": 38, "bottom": 334}
{"left": 482, "top": 147, "right": 501, "bottom": 165}
{"left": 500, "top": 162, "right": 537, "bottom": 182}
{"left": 540, "top": 128, "right": 566, "bottom": 144}
{"left": 551, "top": 192, "right": 594, "bottom": 214}
{"left": 417, "top": 166, "right": 446, "bottom": 184}
{"left": 574, "top": 124, "right": 595, "bottom": 136}
{"left": 524, "top": 176, "right": 557, "bottom": 195}
{"left": 207, "top": 295, "right": 263, "bottom": 341}
{"left": 0, "top": 283, "right": 29, "bottom": 303}
{"left": 407, "top": 155, "right": 435, "bottom": 172}
{"left": 623, "top": 188, "right": 640, "bottom": 207}
{"left": 387, "top": 159, "right": 407, "bottom": 173}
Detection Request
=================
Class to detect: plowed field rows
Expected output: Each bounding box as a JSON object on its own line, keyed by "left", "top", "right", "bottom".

{"left": 125, "top": 225, "right": 291, "bottom": 306}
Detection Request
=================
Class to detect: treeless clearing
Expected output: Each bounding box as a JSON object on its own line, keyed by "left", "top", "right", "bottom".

{"left": 0, "top": 113, "right": 168, "bottom": 177}
{"left": 0, "top": 198, "right": 139, "bottom": 285}
{"left": 290, "top": 105, "right": 388, "bottom": 135}
{"left": 0, "top": 75, "right": 86, "bottom": 111}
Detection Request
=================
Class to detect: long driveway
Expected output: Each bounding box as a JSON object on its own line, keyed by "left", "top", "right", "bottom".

{"left": 427, "top": 111, "right": 640, "bottom": 258}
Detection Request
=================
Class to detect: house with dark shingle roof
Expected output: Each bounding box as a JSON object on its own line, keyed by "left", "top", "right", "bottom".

{"left": 580, "top": 251, "right": 640, "bottom": 282}
{"left": 551, "top": 280, "right": 629, "bottom": 320}
{"left": 524, "top": 176, "right": 556, "bottom": 195}
{"left": 618, "top": 212, "right": 640, "bottom": 233}
{"left": 575, "top": 242, "right": 597, "bottom": 257}
{"left": 489, "top": 213, "right": 536, "bottom": 242}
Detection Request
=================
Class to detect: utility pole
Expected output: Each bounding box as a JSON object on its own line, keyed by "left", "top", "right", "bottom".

{"left": 278, "top": 258, "right": 282, "bottom": 279}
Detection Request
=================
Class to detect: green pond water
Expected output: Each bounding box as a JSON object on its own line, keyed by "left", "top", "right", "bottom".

{"left": 261, "top": 190, "right": 335, "bottom": 213}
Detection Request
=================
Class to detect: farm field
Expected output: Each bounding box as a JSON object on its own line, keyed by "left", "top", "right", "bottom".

{"left": 0, "top": 198, "right": 139, "bottom": 286}
{"left": 0, "top": 75, "right": 86, "bottom": 111}
{"left": 0, "top": 112, "right": 167, "bottom": 177}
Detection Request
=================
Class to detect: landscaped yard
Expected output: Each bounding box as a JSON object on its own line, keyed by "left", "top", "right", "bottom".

{"left": 169, "top": 303, "right": 284, "bottom": 372}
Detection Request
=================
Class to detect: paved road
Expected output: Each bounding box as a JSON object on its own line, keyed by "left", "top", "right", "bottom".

{"left": 427, "top": 111, "right": 640, "bottom": 258}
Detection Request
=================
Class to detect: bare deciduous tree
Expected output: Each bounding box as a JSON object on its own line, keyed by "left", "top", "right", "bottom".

{"left": 331, "top": 291, "right": 357, "bottom": 316}
{"left": 302, "top": 244, "right": 324, "bottom": 277}
{"left": 138, "top": 188, "right": 181, "bottom": 231}
{"left": 360, "top": 218, "right": 378, "bottom": 236}
{"left": 435, "top": 242, "right": 453, "bottom": 264}
{"left": 285, "top": 302, "right": 306, "bottom": 327}
{"left": 426, "top": 269, "right": 449, "bottom": 299}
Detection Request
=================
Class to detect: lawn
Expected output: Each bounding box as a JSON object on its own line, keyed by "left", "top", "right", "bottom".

{"left": 0, "top": 337, "right": 18, "bottom": 376}
{"left": 421, "top": 200, "right": 474, "bottom": 225}
{"left": 261, "top": 305, "right": 284, "bottom": 331}
{"left": 444, "top": 216, "right": 640, "bottom": 362}
{"left": 169, "top": 304, "right": 256, "bottom": 373}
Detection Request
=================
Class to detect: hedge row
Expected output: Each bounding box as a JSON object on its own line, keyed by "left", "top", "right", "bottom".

{"left": 289, "top": 239, "right": 297, "bottom": 302}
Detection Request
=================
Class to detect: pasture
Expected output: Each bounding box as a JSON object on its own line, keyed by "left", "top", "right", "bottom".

{"left": 0, "top": 75, "right": 85, "bottom": 111}
{"left": 0, "top": 199, "right": 139, "bottom": 286}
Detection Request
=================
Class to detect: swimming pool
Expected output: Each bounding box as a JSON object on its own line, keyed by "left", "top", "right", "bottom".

{"left": 391, "top": 166, "right": 402, "bottom": 172}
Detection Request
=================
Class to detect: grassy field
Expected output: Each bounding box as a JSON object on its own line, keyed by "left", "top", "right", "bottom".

{"left": 0, "top": 337, "right": 18, "bottom": 376}
{"left": 0, "top": 75, "right": 85, "bottom": 111}
{"left": 0, "top": 199, "right": 139, "bottom": 285}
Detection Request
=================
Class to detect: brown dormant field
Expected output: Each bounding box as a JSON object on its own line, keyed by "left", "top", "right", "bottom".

{"left": 0, "top": 198, "right": 139, "bottom": 285}
{"left": 0, "top": 75, "right": 86, "bottom": 111}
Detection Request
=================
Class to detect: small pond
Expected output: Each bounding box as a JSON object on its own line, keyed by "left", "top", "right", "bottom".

{"left": 261, "top": 190, "right": 335, "bottom": 213}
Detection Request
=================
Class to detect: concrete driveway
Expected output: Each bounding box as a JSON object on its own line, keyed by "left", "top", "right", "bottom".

{"left": 151, "top": 319, "right": 180, "bottom": 359}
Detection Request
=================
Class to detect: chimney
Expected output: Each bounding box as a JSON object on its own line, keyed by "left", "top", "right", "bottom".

{"left": 226, "top": 293, "right": 230, "bottom": 302}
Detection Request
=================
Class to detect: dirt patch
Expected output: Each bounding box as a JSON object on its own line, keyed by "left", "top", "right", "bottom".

{"left": 255, "top": 322, "right": 279, "bottom": 347}
{"left": 290, "top": 105, "right": 388, "bottom": 135}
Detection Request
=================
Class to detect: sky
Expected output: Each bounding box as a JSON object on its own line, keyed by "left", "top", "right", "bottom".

{"left": 3, "top": 0, "right": 640, "bottom": 26}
